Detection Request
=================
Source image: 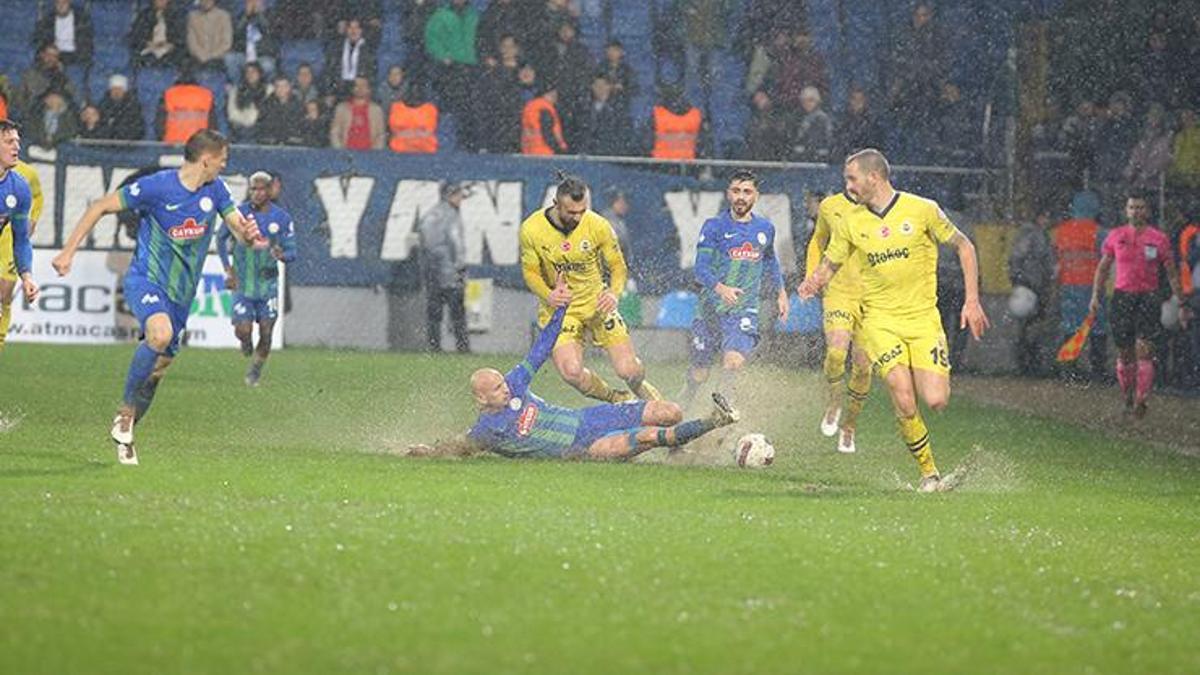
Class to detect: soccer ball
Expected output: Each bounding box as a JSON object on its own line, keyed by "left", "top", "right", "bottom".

{"left": 1007, "top": 285, "right": 1037, "bottom": 319}
{"left": 732, "top": 433, "right": 775, "bottom": 468}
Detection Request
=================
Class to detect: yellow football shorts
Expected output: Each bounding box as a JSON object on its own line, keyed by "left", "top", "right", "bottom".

{"left": 822, "top": 292, "right": 863, "bottom": 335}
{"left": 0, "top": 225, "right": 16, "bottom": 282}
{"left": 546, "top": 310, "right": 631, "bottom": 349}
{"left": 861, "top": 309, "right": 951, "bottom": 378}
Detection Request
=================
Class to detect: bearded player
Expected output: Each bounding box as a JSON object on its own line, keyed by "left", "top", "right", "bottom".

{"left": 799, "top": 149, "right": 990, "bottom": 492}
{"left": 519, "top": 174, "right": 662, "bottom": 403}
{"left": 681, "top": 169, "right": 788, "bottom": 408}
{"left": 805, "top": 188, "right": 872, "bottom": 454}
{"left": 0, "top": 121, "right": 42, "bottom": 347}
{"left": 52, "top": 130, "right": 262, "bottom": 465}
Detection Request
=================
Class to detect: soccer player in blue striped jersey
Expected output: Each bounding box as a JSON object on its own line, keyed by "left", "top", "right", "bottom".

{"left": 0, "top": 120, "right": 40, "bottom": 315}
{"left": 52, "top": 130, "right": 262, "bottom": 465}
{"left": 216, "top": 171, "right": 297, "bottom": 386}
{"left": 681, "top": 170, "right": 788, "bottom": 407}
{"left": 408, "top": 275, "right": 740, "bottom": 460}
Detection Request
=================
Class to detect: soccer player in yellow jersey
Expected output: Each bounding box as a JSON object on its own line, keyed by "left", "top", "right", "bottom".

{"left": 519, "top": 175, "right": 662, "bottom": 403}
{"left": 805, "top": 189, "right": 872, "bottom": 453}
{"left": 799, "top": 149, "right": 990, "bottom": 492}
{"left": 0, "top": 157, "right": 43, "bottom": 351}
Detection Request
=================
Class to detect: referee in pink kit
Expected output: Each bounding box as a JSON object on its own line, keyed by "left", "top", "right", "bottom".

{"left": 1090, "top": 192, "right": 1191, "bottom": 417}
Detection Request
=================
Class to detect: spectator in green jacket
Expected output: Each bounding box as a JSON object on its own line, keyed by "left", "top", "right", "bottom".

{"left": 424, "top": 0, "right": 480, "bottom": 148}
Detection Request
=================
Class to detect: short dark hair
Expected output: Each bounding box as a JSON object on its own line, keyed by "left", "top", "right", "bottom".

{"left": 183, "top": 129, "right": 229, "bottom": 162}
{"left": 729, "top": 169, "right": 759, "bottom": 187}
{"left": 0, "top": 119, "right": 20, "bottom": 135}
{"left": 555, "top": 172, "right": 588, "bottom": 202}
{"left": 1126, "top": 190, "right": 1151, "bottom": 204}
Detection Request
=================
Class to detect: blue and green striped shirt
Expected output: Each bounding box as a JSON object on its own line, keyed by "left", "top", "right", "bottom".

{"left": 216, "top": 201, "right": 297, "bottom": 300}
{"left": 120, "top": 169, "right": 236, "bottom": 306}
{"left": 694, "top": 210, "right": 783, "bottom": 316}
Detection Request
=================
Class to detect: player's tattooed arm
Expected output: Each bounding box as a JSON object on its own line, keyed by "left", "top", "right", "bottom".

{"left": 949, "top": 231, "right": 991, "bottom": 339}
{"left": 796, "top": 256, "right": 841, "bottom": 300}
{"left": 52, "top": 191, "right": 124, "bottom": 276}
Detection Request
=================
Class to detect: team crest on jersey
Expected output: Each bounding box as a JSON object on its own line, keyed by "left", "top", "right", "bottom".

{"left": 168, "top": 218, "right": 207, "bottom": 240}
{"left": 901, "top": 222, "right": 913, "bottom": 235}
{"left": 729, "top": 242, "right": 761, "bottom": 261}
{"left": 560, "top": 241, "right": 572, "bottom": 252}
{"left": 4, "top": 194, "right": 16, "bottom": 208}
{"left": 580, "top": 239, "right": 592, "bottom": 252}
{"left": 199, "top": 196, "right": 214, "bottom": 212}
{"left": 880, "top": 225, "right": 891, "bottom": 238}
{"left": 516, "top": 404, "right": 539, "bottom": 436}
{"left": 756, "top": 232, "right": 767, "bottom": 245}
{"left": 509, "top": 397, "right": 522, "bottom": 411}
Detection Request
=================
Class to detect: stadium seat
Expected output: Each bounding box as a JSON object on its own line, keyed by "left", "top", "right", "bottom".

{"left": 654, "top": 291, "right": 697, "bottom": 328}
{"left": 279, "top": 40, "right": 325, "bottom": 80}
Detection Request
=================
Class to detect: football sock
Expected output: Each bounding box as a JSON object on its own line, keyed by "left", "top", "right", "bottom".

{"left": 824, "top": 345, "right": 848, "bottom": 399}
{"left": 133, "top": 376, "right": 160, "bottom": 421}
{"left": 1116, "top": 359, "right": 1135, "bottom": 400}
{"left": 633, "top": 378, "right": 663, "bottom": 401}
{"left": 680, "top": 369, "right": 705, "bottom": 405}
{"left": 843, "top": 361, "right": 872, "bottom": 429}
{"left": 671, "top": 417, "right": 717, "bottom": 446}
{"left": 123, "top": 343, "right": 162, "bottom": 413}
{"left": 581, "top": 370, "right": 618, "bottom": 402}
{"left": 898, "top": 413, "right": 938, "bottom": 478}
{"left": 714, "top": 366, "right": 741, "bottom": 404}
{"left": 0, "top": 300, "right": 11, "bottom": 351}
{"left": 1135, "top": 358, "right": 1154, "bottom": 403}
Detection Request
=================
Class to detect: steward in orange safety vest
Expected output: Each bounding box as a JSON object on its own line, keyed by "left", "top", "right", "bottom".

{"left": 389, "top": 92, "right": 439, "bottom": 154}
{"left": 521, "top": 87, "right": 567, "bottom": 156}
{"left": 159, "top": 74, "right": 215, "bottom": 144}
{"left": 650, "top": 86, "right": 701, "bottom": 160}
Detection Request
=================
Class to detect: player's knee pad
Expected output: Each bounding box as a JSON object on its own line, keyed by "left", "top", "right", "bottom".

{"left": 824, "top": 347, "right": 848, "bottom": 382}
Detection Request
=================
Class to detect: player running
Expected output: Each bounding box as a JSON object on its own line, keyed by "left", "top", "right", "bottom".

{"left": 0, "top": 121, "right": 41, "bottom": 344}
{"left": 1089, "top": 192, "right": 1190, "bottom": 417}
{"left": 52, "top": 130, "right": 262, "bottom": 465}
{"left": 408, "top": 276, "right": 739, "bottom": 460}
{"left": 216, "top": 171, "right": 296, "bottom": 387}
{"left": 681, "top": 170, "right": 788, "bottom": 407}
{"left": 805, "top": 189, "right": 872, "bottom": 454}
{"left": 799, "top": 149, "right": 990, "bottom": 492}
{"left": 519, "top": 174, "right": 662, "bottom": 403}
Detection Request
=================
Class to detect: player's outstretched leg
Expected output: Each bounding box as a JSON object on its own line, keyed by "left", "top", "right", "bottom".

{"left": 607, "top": 341, "right": 662, "bottom": 401}
{"left": 586, "top": 393, "right": 740, "bottom": 460}
{"left": 883, "top": 366, "right": 942, "bottom": 492}
{"left": 1133, "top": 339, "right": 1154, "bottom": 418}
{"left": 837, "top": 346, "right": 872, "bottom": 454}
{"left": 115, "top": 315, "right": 175, "bottom": 465}
{"left": 553, "top": 343, "right": 633, "bottom": 403}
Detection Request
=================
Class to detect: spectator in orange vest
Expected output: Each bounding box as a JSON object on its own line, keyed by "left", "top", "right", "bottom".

{"left": 1181, "top": 217, "right": 1200, "bottom": 387}
{"left": 388, "top": 88, "right": 438, "bottom": 154}
{"left": 329, "top": 76, "right": 386, "bottom": 150}
{"left": 521, "top": 86, "right": 567, "bottom": 156}
{"left": 156, "top": 69, "right": 217, "bottom": 144}
{"left": 649, "top": 85, "right": 702, "bottom": 160}
{"left": 1054, "top": 190, "right": 1108, "bottom": 380}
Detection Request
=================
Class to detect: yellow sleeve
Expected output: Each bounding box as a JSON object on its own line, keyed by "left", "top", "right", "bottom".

{"left": 824, "top": 212, "right": 853, "bottom": 266}
{"left": 804, "top": 203, "right": 832, "bottom": 275}
{"left": 519, "top": 222, "right": 553, "bottom": 301}
{"left": 598, "top": 219, "right": 627, "bottom": 296}
{"left": 14, "top": 162, "right": 43, "bottom": 225}
{"left": 927, "top": 200, "right": 960, "bottom": 244}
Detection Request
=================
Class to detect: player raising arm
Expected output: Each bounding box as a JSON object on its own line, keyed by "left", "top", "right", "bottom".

{"left": 408, "top": 275, "right": 739, "bottom": 460}
{"left": 799, "top": 149, "right": 989, "bottom": 492}
{"left": 0, "top": 120, "right": 40, "bottom": 346}
{"left": 51, "top": 129, "right": 260, "bottom": 465}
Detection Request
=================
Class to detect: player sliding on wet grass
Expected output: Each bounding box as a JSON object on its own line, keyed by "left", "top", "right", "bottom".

{"left": 407, "top": 274, "right": 739, "bottom": 460}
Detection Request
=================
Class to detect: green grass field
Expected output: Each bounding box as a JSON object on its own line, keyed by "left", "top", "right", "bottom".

{"left": 2, "top": 344, "right": 1198, "bottom": 674}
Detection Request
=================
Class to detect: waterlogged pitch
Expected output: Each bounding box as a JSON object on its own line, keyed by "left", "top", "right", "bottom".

{"left": 2, "top": 345, "right": 1198, "bottom": 674}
